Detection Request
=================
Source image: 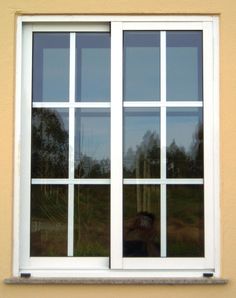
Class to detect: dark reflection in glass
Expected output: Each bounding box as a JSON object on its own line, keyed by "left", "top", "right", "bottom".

{"left": 167, "top": 31, "right": 202, "bottom": 101}
{"left": 75, "top": 109, "right": 110, "bottom": 178}
{"left": 123, "top": 185, "right": 160, "bottom": 257}
{"left": 33, "top": 33, "right": 69, "bottom": 102}
{"left": 124, "top": 108, "right": 160, "bottom": 178}
{"left": 31, "top": 108, "right": 69, "bottom": 178}
{"left": 167, "top": 185, "right": 204, "bottom": 257}
{"left": 30, "top": 185, "right": 68, "bottom": 256}
{"left": 167, "top": 108, "right": 203, "bottom": 178}
{"left": 76, "top": 33, "right": 110, "bottom": 102}
{"left": 74, "top": 186, "right": 110, "bottom": 256}
{"left": 124, "top": 31, "right": 160, "bottom": 101}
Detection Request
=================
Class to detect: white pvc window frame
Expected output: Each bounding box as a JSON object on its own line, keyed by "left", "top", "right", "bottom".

{"left": 14, "top": 15, "right": 219, "bottom": 278}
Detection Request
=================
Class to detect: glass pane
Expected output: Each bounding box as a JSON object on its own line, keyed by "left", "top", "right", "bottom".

{"left": 30, "top": 185, "right": 68, "bottom": 256}
{"left": 124, "top": 108, "right": 160, "bottom": 178}
{"left": 167, "top": 31, "right": 202, "bottom": 101}
{"left": 124, "top": 31, "right": 160, "bottom": 101}
{"left": 31, "top": 108, "right": 69, "bottom": 178}
{"left": 167, "top": 108, "right": 203, "bottom": 178}
{"left": 123, "top": 185, "right": 160, "bottom": 257}
{"left": 75, "top": 109, "right": 110, "bottom": 178}
{"left": 74, "top": 185, "right": 110, "bottom": 256}
{"left": 167, "top": 185, "right": 204, "bottom": 257}
{"left": 33, "top": 33, "right": 70, "bottom": 102}
{"left": 76, "top": 33, "right": 110, "bottom": 102}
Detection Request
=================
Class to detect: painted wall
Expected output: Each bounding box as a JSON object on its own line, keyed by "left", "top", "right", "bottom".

{"left": 0, "top": 0, "right": 236, "bottom": 297}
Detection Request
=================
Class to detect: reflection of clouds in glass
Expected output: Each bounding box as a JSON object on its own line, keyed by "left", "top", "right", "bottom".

{"left": 167, "top": 31, "right": 202, "bottom": 101}
{"left": 81, "top": 48, "right": 110, "bottom": 101}
{"left": 125, "top": 47, "right": 160, "bottom": 100}
{"left": 43, "top": 49, "right": 69, "bottom": 100}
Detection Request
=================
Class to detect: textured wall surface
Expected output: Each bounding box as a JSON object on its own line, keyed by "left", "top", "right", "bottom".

{"left": 0, "top": 0, "right": 236, "bottom": 297}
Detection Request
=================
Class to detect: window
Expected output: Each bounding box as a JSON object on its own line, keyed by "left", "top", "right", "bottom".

{"left": 14, "top": 16, "right": 219, "bottom": 278}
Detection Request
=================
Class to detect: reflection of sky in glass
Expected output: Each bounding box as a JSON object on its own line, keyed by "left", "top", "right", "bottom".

{"left": 124, "top": 31, "right": 160, "bottom": 101}
{"left": 42, "top": 49, "right": 69, "bottom": 100}
{"left": 124, "top": 108, "right": 160, "bottom": 153}
{"left": 75, "top": 109, "right": 110, "bottom": 161}
{"left": 167, "top": 31, "right": 202, "bottom": 101}
{"left": 33, "top": 33, "right": 70, "bottom": 102}
{"left": 76, "top": 33, "right": 110, "bottom": 102}
{"left": 167, "top": 108, "right": 202, "bottom": 151}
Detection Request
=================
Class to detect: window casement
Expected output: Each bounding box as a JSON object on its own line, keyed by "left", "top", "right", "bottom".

{"left": 14, "top": 16, "right": 219, "bottom": 278}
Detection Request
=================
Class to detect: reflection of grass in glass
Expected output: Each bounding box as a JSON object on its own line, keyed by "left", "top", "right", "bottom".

{"left": 74, "top": 186, "right": 110, "bottom": 257}
{"left": 31, "top": 185, "right": 68, "bottom": 256}
{"left": 123, "top": 185, "right": 160, "bottom": 257}
{"left": 167, "top": 185, "right": 204, "bottom": 257}
{"left": 75, "top": 242, "right": 108, "bottom": 257}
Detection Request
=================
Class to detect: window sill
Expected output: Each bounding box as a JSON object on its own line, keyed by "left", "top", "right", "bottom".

{"left": 4, "top": 277, "right": 228, "bottom": 285}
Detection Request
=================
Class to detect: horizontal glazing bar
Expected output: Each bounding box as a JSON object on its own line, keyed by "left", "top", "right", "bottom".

{"left": 33, "top": 102, "right": 111, "bottom": 108}
{"left": 124, "top": 179, "right": 203, "bottom": 184}
{"left": 32, "top": 178, "right": 204, "bottom": 185}
{"left": 123, "top": 101, "right": 203, "bottom": 108}
{"left": 32, "top": 179, "right": 110, "bottom": 185}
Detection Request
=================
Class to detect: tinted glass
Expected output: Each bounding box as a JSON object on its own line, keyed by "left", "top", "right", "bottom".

{"left": 124, "top": 31, "right": 160, "bottom": 101}
{"left": 76, "top": 33, "right": 110, "bottom": 102}
{"left": 123, "top": 185, "right": 160, "bottom": 257}
{"left": 30, "top": 185, "right": 68, "bottom": 256}
{"left": 33, "top": 33, "right": 70, "bottom": 102}
{"left": 167, "top": 185, "right": 204, "bottom": 257}
{"left": 74, "top": 185, "right": 110, "bottom": 256}
{"left": 167, "top": 31, "right": 202, "bottom": 101}
{"left": 31, "top": 108, "right": 69, "bottom": 178}
{"left": 75, "top": 109, "right": 110, "bottom": 178}
{"left": 124, "top": 108, "right": 160, "bottom": 178}
{"left": 167, "top": 108, "right": 203, "bottom": 178}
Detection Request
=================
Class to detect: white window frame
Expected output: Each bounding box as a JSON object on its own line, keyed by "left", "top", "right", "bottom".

{"left": 14, "top": 15, "right": 220, "bottom": 278}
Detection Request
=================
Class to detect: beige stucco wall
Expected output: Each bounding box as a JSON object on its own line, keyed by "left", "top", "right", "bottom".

{"left": 0, "top": 0, "right": 236, "bottom": 297}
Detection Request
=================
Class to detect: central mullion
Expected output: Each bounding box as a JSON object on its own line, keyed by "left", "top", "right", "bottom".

{"left": 67, "top": 32, "right": 76, "bottom": 256}
{"left": 110, "top": 22, "right": 123, "bottom": 269}
{"left": 160, "top": 31, "right": 167, "bottom": 257}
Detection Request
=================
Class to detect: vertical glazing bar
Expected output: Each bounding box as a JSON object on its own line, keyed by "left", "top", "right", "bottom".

{"left": 68, "top": 32, "right": 76, "bottom": 256}
{"left": 110, "top": 22, "right": 123, "bottom": 269}
{"left": 160, "top": 31, "right": 167, "bottom": 257}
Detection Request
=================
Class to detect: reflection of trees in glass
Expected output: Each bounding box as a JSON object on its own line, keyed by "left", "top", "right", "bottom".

{"left": 75, "top": 154, "right": 110, "bottom": 178}
{"left": 124, "top": 130, "right": 160, "bottom": 178}
{"left": 31, "top": 109, "right": 69, "bottom": 178}
{"left": 167, "top": 123, "right": 203, "bottom": 178}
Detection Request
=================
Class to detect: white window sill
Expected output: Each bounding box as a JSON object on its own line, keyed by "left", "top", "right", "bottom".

{"left": 4, "top": 277, "right": 228, "bottom": 285}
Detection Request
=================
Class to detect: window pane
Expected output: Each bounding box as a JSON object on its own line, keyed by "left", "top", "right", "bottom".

{"left": 167, "top": 185, "right": 204, "bottom": 257}
{"left": 74, "top": 185, "right": 110, "bottom": 256}
{"left": 33, "top": 33, "right": 70, "bottom": 102}
{"left": 123, "top": 185, "right": 160, "bottom": 257}
{"left": 30, "top": 185, "right": 68, "bottom": 256}
{"left": 124, "top": 108, "right": 160, "bottom": 178}
{"left": 76, "top": 33, "right": 110, "bottom": 102}
{"left": 124, "top": 31, "right": 160, "bottom": 101}
{"left": 75, "top": 109, "right": 110, "bottom": 178}
{"left": 167, "top": 108, "right": 203, "bottom": 178}
{"left": 167, "top": 31, "right": 202, "bottom": 101}
{"left": 31, "top": 108, "right": 69, "bottom": 178}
